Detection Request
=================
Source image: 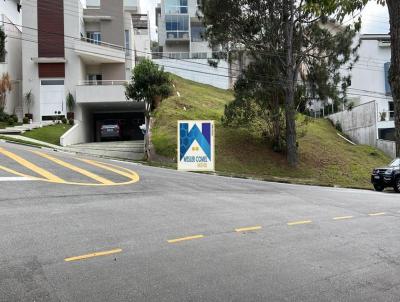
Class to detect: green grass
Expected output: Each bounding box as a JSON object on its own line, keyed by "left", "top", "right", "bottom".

{"left": 22, "top": 123, "right": 72, "bottom": 146}
{"left": 0, "top": 122, "right": 7, "bottom": 129}
{"left": 152, "top": 76, "right": 390, "bottom": 189}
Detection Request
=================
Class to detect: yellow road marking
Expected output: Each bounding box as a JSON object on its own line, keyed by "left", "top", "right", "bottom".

{"left": 368, "top": 212, "right": 386, "bottom": 216}
{"left": 0, "top": 147, "right": 65, "bottom": 183}
{"left": 333, "top": 216, "right": 354, "bottom": 220}
{"left": 235, "top": 226, "right": 262, "bottom": 232}
{"left": 65, "top": 248, "right": 122, "bottom": 262}
{"left": 287, "top": 220, "right": 312, "bottom": 226}
{"left": 0, "top": 164, "right": 38, "bottom": 179}
{"left": 167, "top": 235, "right": 204, "bottom": 243}
{"left": 78, "top": 159, "right": 139, "bottom": 181}
{"left": 32, "top": 151, "right": 115, "bottom": 185}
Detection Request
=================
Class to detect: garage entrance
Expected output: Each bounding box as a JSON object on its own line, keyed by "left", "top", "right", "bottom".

{"left": 93, "top": 112, "right": 145, "bottom": 142}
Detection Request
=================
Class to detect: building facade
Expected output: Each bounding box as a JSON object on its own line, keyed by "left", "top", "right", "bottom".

{"left": 154, "top": 0, "right": 231, "bottom": 89}
{"left": 21, "top": 0, "right": 148, "bottom": 145}
{"left": 0, "top": 0, "right": 22, "bottom": 118}
{"left": 328, "top": 34, "right": 396, "bottom": 157}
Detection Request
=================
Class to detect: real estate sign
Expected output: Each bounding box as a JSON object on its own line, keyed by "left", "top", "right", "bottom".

{"left": 177, "top": 120, "right": 215, "bottom": 171}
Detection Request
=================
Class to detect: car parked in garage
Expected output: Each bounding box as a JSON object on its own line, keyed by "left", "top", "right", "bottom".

{"left": 371, "top": 158, "right": 400, "bottom": 192}
{"left": 100, "top": 120, "right": 121, "bottom": 141}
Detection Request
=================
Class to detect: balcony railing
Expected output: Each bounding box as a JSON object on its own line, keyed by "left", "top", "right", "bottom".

{"left": 152, "top": 51, "right": 212, "bottom": 60}
{"left": 81, "top": 37, "right": 125, "bottom": 52}
{"left": 79, "top": 80, "right": 128, "bottom": 86}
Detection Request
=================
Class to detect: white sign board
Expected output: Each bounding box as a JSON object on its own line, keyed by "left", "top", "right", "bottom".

{"left": 177, "top": 120, "right": 215, "bottom": 171}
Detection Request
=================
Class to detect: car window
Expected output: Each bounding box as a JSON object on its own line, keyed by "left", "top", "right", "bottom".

{"left": 389, "top": 158, "right": 400, "bottom": 167}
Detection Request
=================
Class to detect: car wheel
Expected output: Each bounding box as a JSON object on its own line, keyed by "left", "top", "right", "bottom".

{"left": 394, "top": 177, "right": 400, "bottom": 193}
{"left": 374, "top": 184, "right": 385, "bottom": 192}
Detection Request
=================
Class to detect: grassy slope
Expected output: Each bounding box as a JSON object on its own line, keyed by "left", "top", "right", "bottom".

{"left": 22, "top": 124, "right": 72, "bottom": 146}
{"left": 152, "top": 76, "right": 389, "bottom": 189}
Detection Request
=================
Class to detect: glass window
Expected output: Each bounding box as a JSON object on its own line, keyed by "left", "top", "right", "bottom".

{"left": 165, "top": 0, "right": 188, "bottom": 14}
{"left": 191, "top": 25, "right": 205, "bottom": 42}
{"left": 41, "top": 80, "right": 65, "bottom": 86}
{"left": 86, "top": 32, "right": 102, "bottom": 45}
{"left": 166, "top": 15, "right": 189, "bottom": 40}
{"left": 125, "top": 30, "right": 130, "bottom": 55}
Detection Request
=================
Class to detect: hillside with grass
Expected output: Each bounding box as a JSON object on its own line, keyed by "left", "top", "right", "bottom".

{"left": 152, "top": 76, "right": 390, "bottom": 189}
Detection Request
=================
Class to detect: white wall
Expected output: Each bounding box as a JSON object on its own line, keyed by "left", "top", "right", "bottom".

{"left": 0, "top": 0, "right": 21, "bottom": 27}
{"left": 153, "top": 58, "right": 230, "bottom": 90}
{"left": 329, "top": 101, "right": 378, "bottom": 146}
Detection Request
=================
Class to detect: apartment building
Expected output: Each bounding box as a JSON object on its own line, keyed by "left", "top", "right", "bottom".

{"left": 0, "top": 0, "right": 22, "bottom": 118}
{"left": 21, "top": 0, "right": 148, "bottom": 145}
{"left": 154, "top": 0, "right": 231, "bottom": 89}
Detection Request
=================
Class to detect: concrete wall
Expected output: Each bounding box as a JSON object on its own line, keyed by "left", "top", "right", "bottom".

{"left": 377, "top": 139, "right": 396, "bottom": 159}
{"left": 153, "top": 58, "right": 230, "bottom": 90}
{"left": 328, "top": 101, "right": 377, "bottom": 146}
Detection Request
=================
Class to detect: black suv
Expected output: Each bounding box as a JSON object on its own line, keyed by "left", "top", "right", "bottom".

{"left": 371, "top": 158, "right": 400, "bottom": 192}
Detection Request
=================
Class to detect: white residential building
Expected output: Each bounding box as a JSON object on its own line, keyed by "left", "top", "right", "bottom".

{"left": 154, "top": 0, "right": 231, "bottom": 89}
{"left": 0, "top": 0, "right": 22, "bottom": 118}
{"left": 329, "top": 34, "right": 397, "bottom": 157}
{"left": 21, "top": 0, "right": 147, "bottom": 145}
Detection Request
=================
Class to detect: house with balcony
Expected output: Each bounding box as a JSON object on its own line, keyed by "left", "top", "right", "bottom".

{"left": 0, "top": 0, "right": 22, "bottom": 119}
{"left": 154, "top": 0, "right": 231, "bottom": 89}
{"left": 22, "top": 0, "right": 148, "bottom": 145}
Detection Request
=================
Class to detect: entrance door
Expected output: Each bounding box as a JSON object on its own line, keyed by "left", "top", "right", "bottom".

{"left": 40, "top": 79, "right": 65, "bottom": 117}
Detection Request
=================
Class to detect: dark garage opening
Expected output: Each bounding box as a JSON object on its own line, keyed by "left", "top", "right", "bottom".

{"left": 93, "top": 112, "right": 145, "bottom": 142}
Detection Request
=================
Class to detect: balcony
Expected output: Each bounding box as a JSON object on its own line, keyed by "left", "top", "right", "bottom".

{"left": 74, "top": 38, "right": 126, "bottom": 64}
{"left": 165, "top": 31, "right": 190, "bottom": 44}
{"left": 76, "top": 81, "right": 128, "bottom": 104}
{"left": 124, "top": 0, "right": 139, "bottom": 12}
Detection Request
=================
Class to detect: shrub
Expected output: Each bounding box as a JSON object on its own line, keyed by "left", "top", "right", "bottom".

{"left": 11, "top": 115, "right": 18, "bottom": 123}
{"left": 61, "top": 117, "right": 67, "bottom": 124}
{"left": 23, "top": 116, "right": 29, "bottom": 124}
{"left": 7, "top": 117, "right": 14, "bottom": 126}
{"left": 0, "top": 110, "right": 9, "bottom": 122}
{"left": 68, "top": 118, "right": 74, "bottom": 126}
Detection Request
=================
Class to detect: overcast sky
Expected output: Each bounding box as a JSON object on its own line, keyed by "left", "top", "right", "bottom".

{"left": 140, "top": 1, "right": 390, "bottom": 42}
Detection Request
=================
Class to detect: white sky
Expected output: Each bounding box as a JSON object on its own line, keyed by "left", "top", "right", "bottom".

{"left": 141, "top": 1, "right": 390, "bottom": 42}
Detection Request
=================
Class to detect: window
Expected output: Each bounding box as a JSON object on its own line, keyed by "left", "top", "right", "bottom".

{"left": 86, "top": 32, "right": 101, "bottom": 45}
{"left": 165, "top": 0, "right": 188, "bottom": 14}
{"left": 86, "top": 0, "right": 101, "bottom": 8}
{"left": 389, "top": 101, "right": 394, "bottom": 121}
{"left": 191, "top": 25, "right": 205, "bottom": 42}
{"left": 125, "top": 30, "right": 130, "bottom": 55}
{"left": 166, "top": 15, "right": 189, "bottom": 40}
{"left": 41, "top": 80, "right": 65, "bottom": 86}
{"left": 88, "top": 74, "right": 103, "bottom": 85}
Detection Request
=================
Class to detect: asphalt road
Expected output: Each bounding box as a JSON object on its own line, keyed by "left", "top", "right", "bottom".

{"left": 0, "top": 141, "right": 400, "bottom": 302}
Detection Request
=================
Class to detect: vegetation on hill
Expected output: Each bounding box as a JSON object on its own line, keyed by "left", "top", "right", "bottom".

{"left": 152, "top": 76, "right": 390, "bottom": 189}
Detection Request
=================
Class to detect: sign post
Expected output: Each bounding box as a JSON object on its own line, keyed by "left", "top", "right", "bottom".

{"left": 177, "top": 120, "right": 215, "bottom": 171}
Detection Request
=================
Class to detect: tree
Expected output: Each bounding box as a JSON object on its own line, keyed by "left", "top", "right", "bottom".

{"left": 201, "top": 0, "right": 359, "bottom": 166}
{"left": 386, "top": 0, "right": 400, "bottom": 156}
{"left": 0, "top": 26, "right": 6, "bottom": 63}
{"left": 0, "top": 73, "right": 12, "bottom": 112}
{"left": 125, "top": 59, "right": 173, "bottom": 158}
{"left": 24, "top": 90, "right": 34, "bottom": 116}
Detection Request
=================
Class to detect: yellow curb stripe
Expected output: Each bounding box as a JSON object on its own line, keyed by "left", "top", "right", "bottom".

{"left": 333, "top": 216, "right": 354, "bottom": 220}
{"left": 0, "top": 164, "right": 38, "bottom": 179}
{"left": 167, "top": 235, "right": 204, "bottom": 243}
{"left": 0, "top": 147, "right": 65, "bottom": 183}
{"left": 78, "top": 159, "right": 139, "bottom": 181}
{"left": 368, "top": 212, "right": 386, "bottom": 216}
{"left": 32, "top": 151, "right": 114, "bottom": 185}
{"left": 287, "top": 220, "right": 312, "bottom": 226}
{"left": 65, "top": 248, "right": 122, "bottom": 262}
{"left": 235, "top": 226, "right": 262, "bottom": 232}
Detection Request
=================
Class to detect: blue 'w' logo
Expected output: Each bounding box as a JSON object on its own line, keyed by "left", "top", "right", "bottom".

{"left": 180, "top": 123, "right": 211, "bottom": 161}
